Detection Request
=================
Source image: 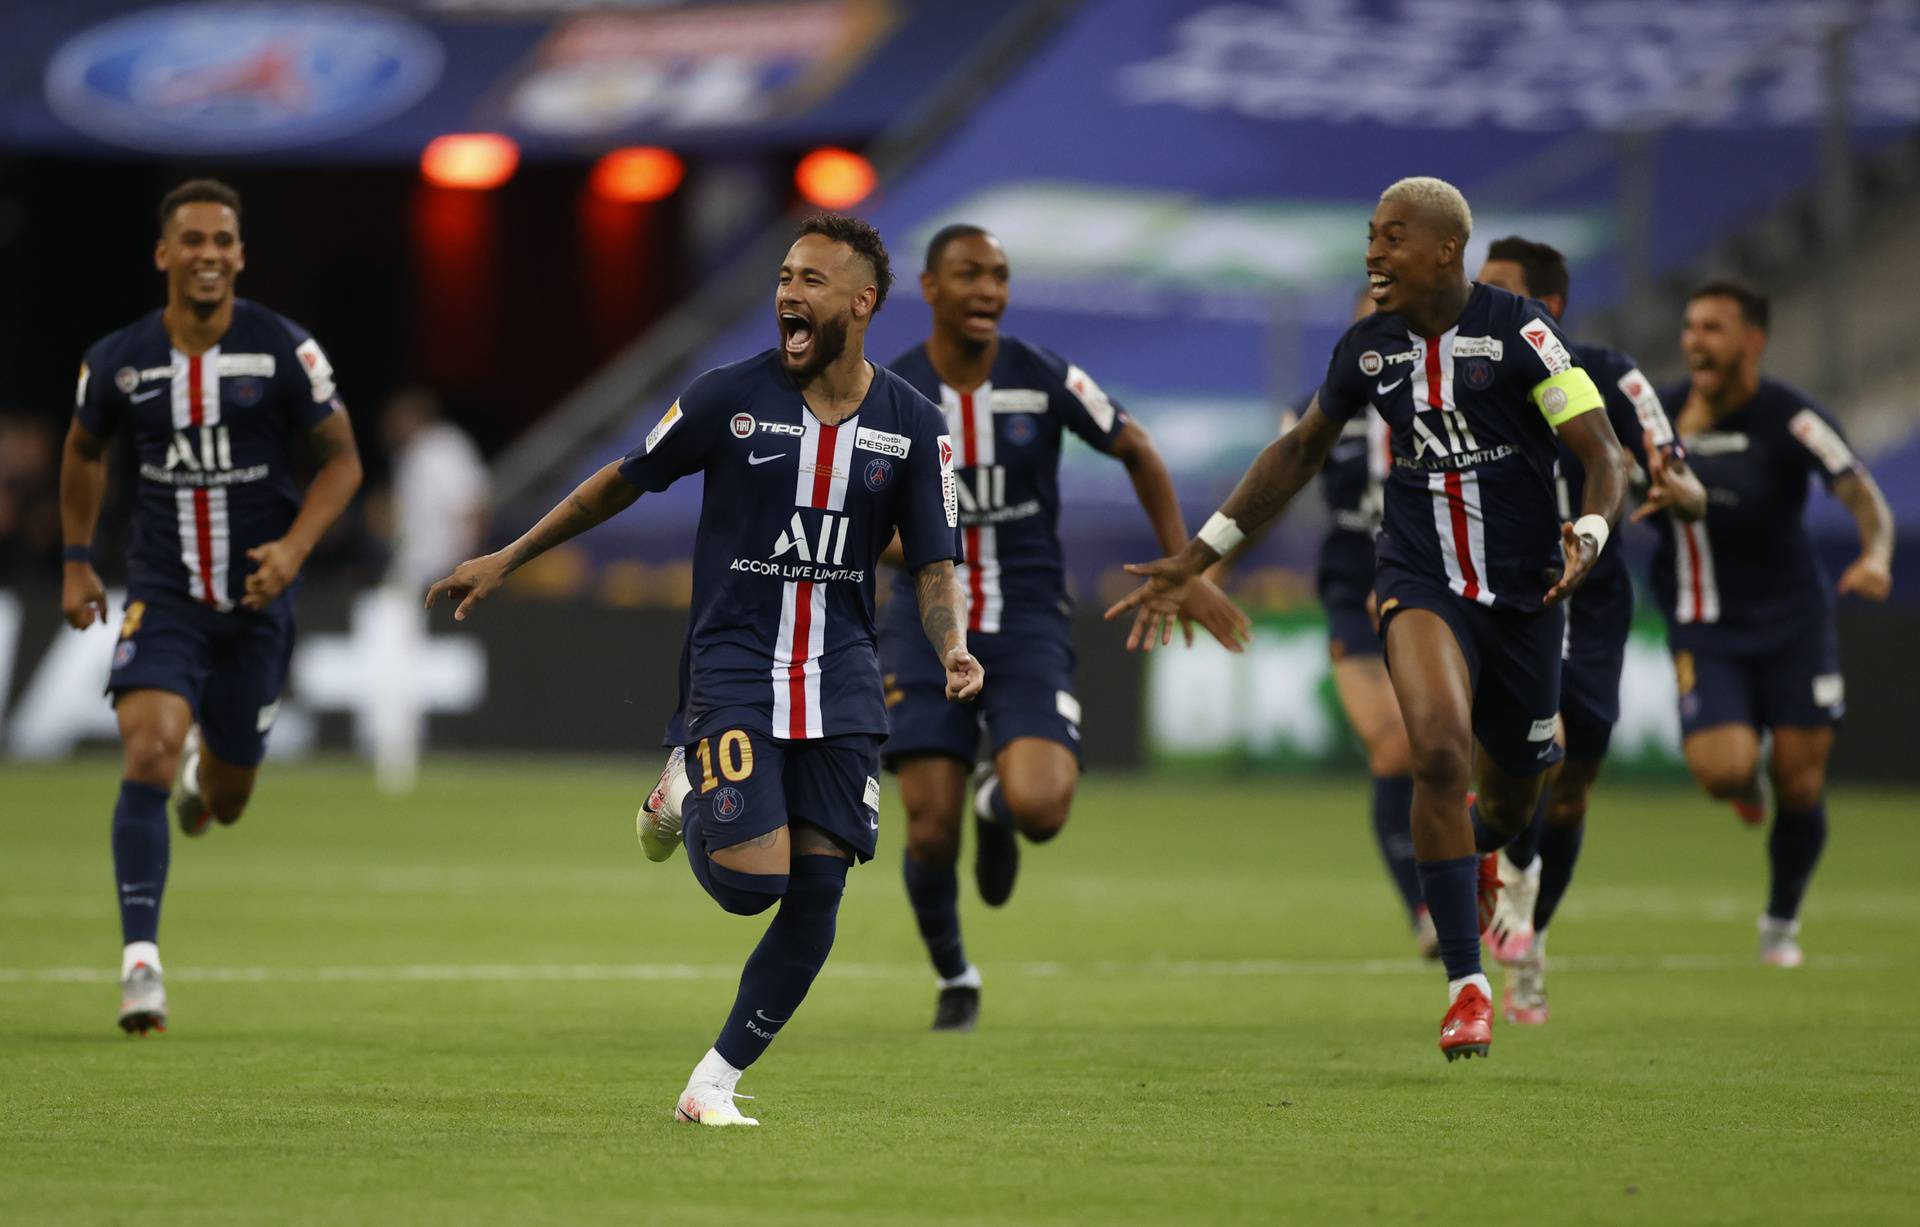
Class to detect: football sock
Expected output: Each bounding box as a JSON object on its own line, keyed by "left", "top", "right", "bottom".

{"left": 902, "top": 850, "right": 969, "bottom": 980}
{"left": 1502, "top": 788, "right": 1550, "bottom": 870}
{"left": 112, "top": 780, "right": 170, "bottom": 946}
{"left": 1417, "top": 855, "right": 1484, "bottom": 983}
{"left": 1468, "top": 801, "right": 1515, "bottom": 854}
{"left": 713, "top": 854, "right": 848, "bottom": 1070}
{"left": 1369, "top": 774, "right": 1423, "bottom": 916}
{"left": 1447, "top": 973, "right": 1492, "bottom": 1006}
{"left": 1533, "top": 820, "right": 1585, "bottom": 932}
{"left": 121, "top": 941, "right": 161, "bottom": 978}
{"left": 1766, "top": 803, "right": 1828, "bottom": 922}
{"left": 976, "top": 773, "right": 1014, "bottom": 827}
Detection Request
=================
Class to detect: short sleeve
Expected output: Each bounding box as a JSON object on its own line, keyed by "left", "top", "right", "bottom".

{"left": 895, "top": 399, "right": 961, "bottom": 572}
{"left": 1038, "top": 348, "right": 1129, "bottom": 453}
{"left": 1511, "top": 304, "right": 1602, "bottom": 429}
{"left": 279, "top": 318, "right": 347, "bottom": 429}
{"left": 617, "top": 368, "right": 728, "bottom": 493}
{"left": 74, "top": 345, "right": 118, "bottom": 437}
{"left": 1315, "top": 324, "right": 1373, "bottom": 424}
{"left": 1785, "top": 402, "right": 1858, "bottom": 487}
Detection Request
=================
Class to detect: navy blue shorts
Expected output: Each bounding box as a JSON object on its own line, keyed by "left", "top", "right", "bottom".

{"left": 680, "top": 717, "right": 883, "bottom": 864}
{"left": 107, "top": 588, "right": 294, "bottom": 768}
{"left": 1673, "top": 624, "right": 1845, "bottom": 737}
{"left": 878, "top": 614, "right": 1081, "bottom": 770}
{"left": 1376, "top": 560, "right": 1564, "bottom": 778}
{"left": 1560, "top": 580, "right": 1632, "bottom": 762}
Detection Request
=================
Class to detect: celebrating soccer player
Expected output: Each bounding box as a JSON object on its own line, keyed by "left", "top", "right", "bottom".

{"left": 60, "top": 179, "right": 364, "bottom": 1035}
{"left": 1108, "top": 177, "right": 1630, "bottom": 1061}
{"left": 876, "top": 224, "right": 1247, "bottom": 1031}
{"left": 429, "top": 215, "right": 980, "bottom": 1126}
{"left": 1650, "top": 282, "right": 1893, "bottom": 967}
{"left": 1474, "top": 237, "right": 1705, "bottom": 1022}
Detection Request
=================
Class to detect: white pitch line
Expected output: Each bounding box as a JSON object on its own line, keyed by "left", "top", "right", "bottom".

{"left": 0, "top": 953, "right": 1900, "bottom": 987}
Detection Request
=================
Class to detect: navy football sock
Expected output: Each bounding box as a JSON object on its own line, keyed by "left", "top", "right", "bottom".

{"left": 1416, "top": 855, "right": 1483, "bottom": 982}
{"left": 112, "top": 781, "right": 171, "bottom": 945}
{"left": 1767, "top": 803, "right": 1828, "bottom": 921}
{"left": 1369, "top": 774, "right": 1423, "bottom": 917}
{"left": 1502, "top": 788, "right": 1551, "bottom": 870}
{"left": 1468, "top": 801, "right": 1516, "bottom": 854}
{"left": 713, "top": 854, "right": 848, "bottom": 1070}
{"left": 901, "top": 850, "right": 968, "bottom": 980}
{"left": 1534, "top": 820, "right": 1585, "bottom": 932}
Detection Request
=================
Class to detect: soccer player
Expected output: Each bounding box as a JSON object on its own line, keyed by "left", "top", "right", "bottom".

{"left": 878, "top": 224, "right": 1247, "bottom": 1031}
{"left": 1651, "top": 282, "right": 1893, "bottom": 967}
{"left": 59, "top": 179, "right": 364, "bottom": 1034}
{"left": 1108, "top": 177, "right": 1630, "bottom": 1060}
{"left": 1473, "top": 237, "right": 1705, "bottom": 1022}
{"left": 429, "top": 215, "right": 980, "bottom": 1126}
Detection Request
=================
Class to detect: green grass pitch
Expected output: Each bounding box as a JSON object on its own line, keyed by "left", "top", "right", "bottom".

{"left": 2, "top": 758, "right": 1916, "bottom": 1224}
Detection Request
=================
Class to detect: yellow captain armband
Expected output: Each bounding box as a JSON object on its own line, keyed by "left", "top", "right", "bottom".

{"left": 1530, "top": 368, "right": 1604, "bottom": 430}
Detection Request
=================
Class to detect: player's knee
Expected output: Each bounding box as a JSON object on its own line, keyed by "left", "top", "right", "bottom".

{"left": 1006, "top": 781, "right": 1073, "bottom": 843}
{"left": 120, "top": 729, "right": 180, "bottom": 789}
{"left": 1773, "top": 767, "right": 1826, "bottom": 812}
{"left": 904, "top": 806, "right": 963, "bottom": 866}
{"left": 1546, "top": 787, "right": 1589, "bottom": 828}
{"left": 1366, "top": 732, "right": 1413, "bottom": 779}
{"left": 204, "top": 778, "right": 253, "bottom": 824}
{"left": 1692, "top": 759, "right": 1756, "bottom": 801}
{"left": 702, "top": 859, "right": 785, "bottom": 916}
{"left": 1406, "top": 740, "right": 1471, "bottom": 800}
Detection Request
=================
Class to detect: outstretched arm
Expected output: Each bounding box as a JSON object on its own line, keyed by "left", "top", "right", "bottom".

{"left": 1833, "top": 467, "right": 1894, "bottom": 600}
{"left": 58, "top": 419, "right": 111, "bottom": 630}
{"left": 1631, "top": 430, "right": 1707, "bottom": 524}
{"left": 1106, "top": 421, "right": 1248, "bottom": 650}
{"left": 1544, "top": 407, "right": 1629, "bottom": 605}
{"left": 426, "top": 460, "right": 639, "bottom": 620}
{"left": 244, "top": 410, "right": 365, "bottom": 609}
{"left": 1104, "top": 401, "right": 1344, "bottom": 648}
{"left": 913, "top": 560, "right": 983, "bottom": 701}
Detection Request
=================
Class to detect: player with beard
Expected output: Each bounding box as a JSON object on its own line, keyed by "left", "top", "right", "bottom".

{"left": 1474, "top": 237, "right": 1706, "bottom": 1022}
{"left": 877, "top": 224, "right": 1247, "bottom": 1031}
{"left": 1108, "top": 178, "right": 1630, "bottom": 1061}
{"left": 1650, "top": 283, "right": 1892, "bottom": 967}
{"left": 433, "top": 215, "right": 979, "bottom": 1125}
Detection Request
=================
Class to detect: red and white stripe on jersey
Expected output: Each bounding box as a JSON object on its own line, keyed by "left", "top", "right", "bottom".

{"left": 943, "top": 381, "right": 1003, "bottom": 634}
{"left": 170, "top": 347, "right": 232, "bottom": 611}
{"left": 1673, "top": 519, "right": 1721, "bottom": 624}
{"left": 770, "top": 412, "right": 859, "bottom": 739}
{"left": 1412, "top": 330, "right": 1494, "bottom": 606}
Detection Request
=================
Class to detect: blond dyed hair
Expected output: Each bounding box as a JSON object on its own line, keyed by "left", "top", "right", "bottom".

{"left": 1379, "top": 176, "right": 1472, "bottom": 243}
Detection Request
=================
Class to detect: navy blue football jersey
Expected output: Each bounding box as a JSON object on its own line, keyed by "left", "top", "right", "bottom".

{"left": 885, "top": 336, "right": 1128, "bottom": 633}
{"left": 1317, "top": 284, "right": 1605, "bottom": 612}
{"left": 621, "top": 351, "right": 959, "bottom": 741}
{"left": 1557, "top": 341, "right": 1675, "bottom": 601}
{"left": 75, "top": 300, "right": 344, "bottom": 611}
{"left": 1649, "top": 376, "right": 1856, "bottom": 653}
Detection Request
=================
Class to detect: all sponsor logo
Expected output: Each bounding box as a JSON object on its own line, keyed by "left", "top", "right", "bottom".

{"left": 229, "top": 377, "right": 265, "bottom": 407}
{"left": 711, "top": 786, "right": 745, "bottom": 823}
{"left": 1462, "top": 358, "right": 1494, "bottom": 390}
{"left": 45, "top": 2, "right": 443, "bottom": 154}
{"left": 730, "top": 412, "right": 757, "bottom": 439}
{"left": 1358, "top": 350, "right": 1384, "bottom": 377}
{"left": 989, "top": 389, "right": 1047, "bottom": 414}
{"left": 214, "top": 353, "right": 275, "bottom": 378}
{"left": 1064, "top": 363, "right": 1118, "bottom": 431}
{"left": 294, "top": 338, "right": 335, "bottom": 402}
{"left": 862, "top": 775, "right": 881, "bottom": 812}
{"left": 863, "top": 456, "right": 893, "bottom": 491}
{"left": 936, "top": 434, "right": 957, "bottom": 528}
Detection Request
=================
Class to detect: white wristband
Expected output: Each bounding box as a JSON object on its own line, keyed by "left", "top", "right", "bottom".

{"left": 1198, "top": 512, "right": 1244, "bottom": 557}
{"left": 1573, "top": 513, "right": 1610, "bottom": 556}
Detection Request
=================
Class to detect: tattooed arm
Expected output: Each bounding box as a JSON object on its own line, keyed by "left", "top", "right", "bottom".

{"left": 913, "top": 559, "right": 983, "bottom": 701}
{"left": 244, "top": 409, "right": 365, "bottom": 609}
{"left": 426, "top": 460, "right": 639, "bottom": 620}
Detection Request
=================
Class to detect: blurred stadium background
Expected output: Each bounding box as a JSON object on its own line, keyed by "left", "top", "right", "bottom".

{"left": 2, "top": 0, "right": 1917, "bottom": 783}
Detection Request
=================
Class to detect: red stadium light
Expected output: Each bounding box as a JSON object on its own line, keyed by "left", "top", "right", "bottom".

{"left": 795, "top": 148, "right": 876, "bottom": 209}
{"left": 591, "top": 147, "right": 685, "bottom": 204}
{"left": 421, "top": 134, "right": 519, "bottom": 190}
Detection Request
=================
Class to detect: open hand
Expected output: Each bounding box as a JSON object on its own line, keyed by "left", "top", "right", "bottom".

{"left": 1631, "top": 431, "right": 1706, "bottom": 523}
{"left": 426, "top": 552, "right": 511, "bottom": 621}
{"left": 1171, "top": 575, "right": 1252, "bottom": 652}
{"left": 1543, "top": 521, "right": 1599, "bottom": 606}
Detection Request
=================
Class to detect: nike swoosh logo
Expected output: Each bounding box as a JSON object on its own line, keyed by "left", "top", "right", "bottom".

{"left": 754, "top": 1010, "right": 789, "bottom": 1024}
{"left": 1375, "top": 378, "right": 1406, "bottom": 396}
{"left": 747, "top": 452, "right": 786, "bottom": 465}
{"left": 129, "top": 389, "right": 164, "bottom": 404}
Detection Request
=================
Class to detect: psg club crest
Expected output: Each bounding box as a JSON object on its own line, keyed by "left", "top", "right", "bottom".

{"left": 711, "top": 786, "right": 746, "bottom": 823}
{"left": 863, "top": 456, "right": 893, "bottom": 490}
{"left": 113, "top": 641, "right": 137, "bottom": 670}
{"left": 44, "top": 2, "right": 443, "bottom": 154}
{"left": 229, "top": 377, "right": 265, "bottom": 407}
{"left": 1004, "top": 414, "right": 1036, "bottom": 446}
{"left": 1463, "top": 358, "right": 1495, "bottom": 390}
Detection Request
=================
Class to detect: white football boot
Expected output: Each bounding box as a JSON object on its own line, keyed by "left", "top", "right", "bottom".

{"left": 1758, "top": 915, "right": 1804, "bottom": 968}
{"left": 636, "top": 747, "right": 691, "bottom": 863}
{"left": 674, "top": 1051, "right": 759, "bottom": 1127}
{"left": 1487, "top": 851, "right": 1541, "bottom": 966}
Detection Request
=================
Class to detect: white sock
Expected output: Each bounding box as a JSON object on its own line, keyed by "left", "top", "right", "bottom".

{"left": 1447, "top": 972, "right": 1491, "bottom": 1005}
{"left": 666, "top": 773, "right": 692, "bottom": 818}
{"left": 939, "top": 965, "right": 982, "bottom": 990}
{"left": 974, "top": 774, "right": 1006, "bottom": 826}
{"left": 690, "top": 1047, "right": 743, "bottom": 1090}
{"left": 121, "top": 941, "right": 161, "bottom": 978}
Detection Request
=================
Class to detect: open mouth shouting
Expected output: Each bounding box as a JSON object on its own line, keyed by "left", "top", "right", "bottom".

{"left": 1367, "top": 269, "right": 1394, "bottom": 303}
{"left": 779, "top": 309, "right": 813, "bottom": 360}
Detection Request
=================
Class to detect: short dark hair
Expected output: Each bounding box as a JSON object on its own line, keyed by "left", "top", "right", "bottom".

{"left": 159, "top": 178, "right": 242, "bottom": 237}
{"left": 1688, "top": 279, "right": 1770, "bottom": 330}
{"left": 1485, "top": 235, "right": 1570, "bottom": 308}
{"left": 794, "top": 213, "right": 893, "bottom": 312}
{"left": 925, "top": 223, "right": 993, "bottom": 273}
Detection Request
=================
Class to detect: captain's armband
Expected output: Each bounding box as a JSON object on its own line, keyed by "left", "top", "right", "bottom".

{"left": 1529, "top": 369, "right": 1604, "bottom": 430}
